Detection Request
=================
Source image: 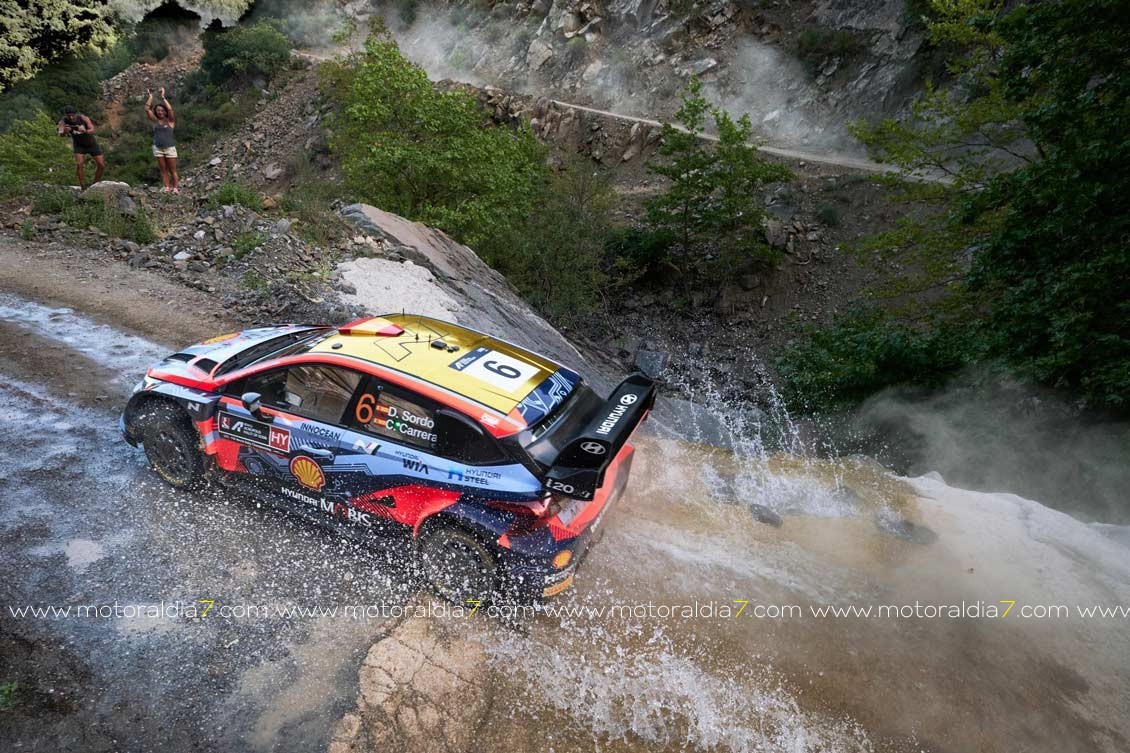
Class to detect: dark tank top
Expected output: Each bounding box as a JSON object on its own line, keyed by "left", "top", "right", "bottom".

{"left": 153, "top": 122, "right": 176, "bottom": 149}
{"left": 68, "top": 116, "right": 97, "bottom": 150}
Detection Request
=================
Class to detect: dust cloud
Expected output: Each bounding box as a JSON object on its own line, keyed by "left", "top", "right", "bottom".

{"left": 842, "top": 372, "right": 1130, "bottom": 525}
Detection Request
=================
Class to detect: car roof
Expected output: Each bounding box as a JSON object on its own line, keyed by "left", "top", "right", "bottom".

{"left": 308, "top": 314, "right": 565, "bottom": 415}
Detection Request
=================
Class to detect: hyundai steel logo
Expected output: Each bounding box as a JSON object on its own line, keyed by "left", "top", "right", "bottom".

{"left": 620, "top": 394, "right": 638, "bottom": 406}
{"left": 580, "top": 441, "right": 606, "bottom": 455}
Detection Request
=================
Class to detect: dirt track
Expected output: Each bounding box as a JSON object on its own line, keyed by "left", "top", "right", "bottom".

{"left": 0, "top": 234, "right": 411, "bottom": 752}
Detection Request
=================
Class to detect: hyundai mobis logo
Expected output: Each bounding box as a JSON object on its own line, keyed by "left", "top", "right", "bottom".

{"left": 218, "top": 411, "right": 291, "bottom": 453}
{"left": 594, "top": 392, "right": 643, "bottom": 436}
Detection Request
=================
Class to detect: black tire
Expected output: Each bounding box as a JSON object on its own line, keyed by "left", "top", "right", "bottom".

{"left": 138, "top": 402, "right": 206, "bottom": 489}
{"left": 419, "top": 524, "right": 498, "bottom": 604}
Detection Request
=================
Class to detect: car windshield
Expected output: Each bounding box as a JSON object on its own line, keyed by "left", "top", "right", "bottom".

{"left": 214, "top": 328, "right": 336, "bottom": 376}
{"left": 522, "top": 384, "right": 603, "bottom": 467}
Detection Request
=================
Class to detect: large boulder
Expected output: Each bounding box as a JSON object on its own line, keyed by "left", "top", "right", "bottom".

{"left": 338, "top": 203, "right": 589, "bottom": 380}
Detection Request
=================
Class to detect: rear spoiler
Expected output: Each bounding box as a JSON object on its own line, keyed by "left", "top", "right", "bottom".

{"left": 542, "top": 372, "right": 656, "bottom": 501}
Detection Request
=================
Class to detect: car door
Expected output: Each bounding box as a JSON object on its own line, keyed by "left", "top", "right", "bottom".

{"left": 217, "top": 363, "right": 372, "bottom": 527}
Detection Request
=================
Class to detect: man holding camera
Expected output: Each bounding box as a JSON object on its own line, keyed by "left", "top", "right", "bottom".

{"left": 57, "top": 106, "right": 105, "bottom": 190}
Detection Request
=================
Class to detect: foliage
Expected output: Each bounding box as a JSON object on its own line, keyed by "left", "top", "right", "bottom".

{"left": 777, "top": 309, "right": 984, "bottom": 412}
{"left": 645, "top": 78, "right": 791, "bottom": 264}
{"left": 209, "top": 180, "right": 263, "bottom": 211}
{"left": 841, "top": 0, "right": 1130, "bottom": 411}
{"left": 200, "top": 21, "right": 291, "bottom": 84}
{"left": 233, "top": 230, "right": 266, "bottom": 259}
{"left": 277, "top": 155, "right": 350, "bottom": 247}
{"left": 501, "top": 157, "right": 616, "bottom": 325}
{"left": 331, "top": 35, "right": 547, "bottom": 264}
{"left": 603, "top": 226, "right": 674, "bottom": 280}
{"left": 0, "top": 680, "right": 18, "bottom": 711}
{"left": 0, "top": 111, "right": 72, "bottom": 185}
{"left": 0, "top": 0, "right": 117, "bottom": 91}
{"left": 30, "top": 186, "right": 156, "bottom": 243}
{"left": 0, "top": 43, "right": 134, "bottom": 132}
{"left": 645, "top": 77, "right": 714, "bottom": 255}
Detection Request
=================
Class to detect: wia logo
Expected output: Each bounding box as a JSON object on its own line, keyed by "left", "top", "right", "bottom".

{"left": 402, "top": 458, "right": 429, "bottom": 474}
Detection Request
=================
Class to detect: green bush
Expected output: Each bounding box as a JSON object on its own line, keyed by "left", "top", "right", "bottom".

{"left": 604, "top": 226, "right": 674, "bottom": 278}
{"left": 777, "top": 310, "right": 983, "bottom": 413}
{"left": 500, "top": 158, "right": 615, "bottom": 325}
{"left": 233, "top": 230, "right": 266, "bottom": 259}
{"left": 209, "top": 181, "right": 263, "bottom": 211}
{"left": 331, "top": 35, "right": 547, "bottom": 264}
{"left": 200, "top": 22, "right": 292, "bottom": 84}
{"left": 0, "top": 112, "right": 73, "bottom": 184}
{"left": 30, "top": 186, "right": 155, "bottom": 243}
{"left": 0, "top": 0, "right": 116, "bottom": 90}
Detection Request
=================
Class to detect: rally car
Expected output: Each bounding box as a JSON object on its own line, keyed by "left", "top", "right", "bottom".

{"left": 121, "top": 315, "right": 655, "bottom": 601}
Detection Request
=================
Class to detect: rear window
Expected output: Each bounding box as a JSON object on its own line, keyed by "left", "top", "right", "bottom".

{"left": 522, "top": 384, "right": 603, "bottom": 466}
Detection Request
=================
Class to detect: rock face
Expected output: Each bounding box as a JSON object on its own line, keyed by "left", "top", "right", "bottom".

{"left": 338, "top": 203, "right": 590, "bottom": 379}
{"left": 379, "top": 0, "right": 927, "bottom": 151}
{"left": 329, "top": 608, "right": 493, "bottom": 753}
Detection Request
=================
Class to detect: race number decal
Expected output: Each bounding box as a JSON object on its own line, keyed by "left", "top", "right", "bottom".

{"left": 449, "top": 347, "right": 539, "bottom": 392}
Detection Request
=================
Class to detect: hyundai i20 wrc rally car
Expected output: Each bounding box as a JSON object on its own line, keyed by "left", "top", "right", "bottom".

{"left": 121, "top": 315, "right": 655, "bottom": 601}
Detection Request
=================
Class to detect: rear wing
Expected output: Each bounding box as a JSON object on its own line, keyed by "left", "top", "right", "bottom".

{"left": 541, "top": 373, "right": 656, "bottom": 500}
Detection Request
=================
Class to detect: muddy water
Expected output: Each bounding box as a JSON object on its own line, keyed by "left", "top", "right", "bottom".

{"left": 466, "top": 437, "right": 1130, "bottom": 753}
{"left": 3, "top": 290, "right": 1128, "bottom": 753}
{"left": 0, "top": 294, "right": 411, "bottom": 752}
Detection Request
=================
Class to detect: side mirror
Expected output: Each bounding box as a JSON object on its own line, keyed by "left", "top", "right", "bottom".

{"left": 241, "top": 391, "right": 265, "bottom": 419}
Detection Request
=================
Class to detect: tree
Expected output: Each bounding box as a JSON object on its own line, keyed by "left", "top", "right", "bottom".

{"left": 708, "top": 108, "right": 792, "bottom": 259}
{"left": 646, "top": 78, "right": 791, "bottom": 263}
{"left": 0, "top": 0, "right": 117, "bottom": 91}
{"left": 850, "top": 0, "right": 1130, "bottom": 410}
{"left": 505, "top": 156, "right": 615, "bottom": 325}
{"left": 332, "top": 34, "right": 546, "bottom": 263}
{"left": 200, "top": 21, "right": 291, "bottom": 84}
{"left": 645, "top": 77, "right": 715, "bottom": 255}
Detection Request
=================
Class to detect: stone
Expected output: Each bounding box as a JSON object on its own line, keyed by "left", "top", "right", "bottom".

{"left": 193, "top": 230, "right": 206, "bottom": 242}
{"left": 276, "top": 219, "right": 293, "bottom": 234}
{"left": 263, "top": 163, "right": 285, "bottom": 181}
{"left": 173, "top": 251, "right": 192, "bottom": 262}
{"left": 690, "top": 58, "right": 719, "bottom": 76}
{"left": 209, "top": 157, "right": 222, "bottom": 166}
{"left": 526, "top": 39, "right": 554, "bottom": 70}
{"left": 763, "top": 219, "right": 788, "bottom": 249}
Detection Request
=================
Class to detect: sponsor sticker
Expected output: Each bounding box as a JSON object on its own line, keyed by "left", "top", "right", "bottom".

{"left": 218, "top": 411, "right": 291, "bottom": 454}
{"left": 290, "top": 455, "right": 326, "bottom": 491}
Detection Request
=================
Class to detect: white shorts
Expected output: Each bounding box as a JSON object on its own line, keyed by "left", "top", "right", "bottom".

{"left": 153, "top": 145, "right": 178, "bottom": 158}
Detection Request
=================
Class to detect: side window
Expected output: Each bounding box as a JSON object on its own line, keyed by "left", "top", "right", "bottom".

{"left": 245, "top": 365, "right": 362, "bottom": 424}
{"left": 352, "top": 383, "right": 439, "bottom": 450}
{"left": 435, "top": 414, "right": 506, "bottom": 465}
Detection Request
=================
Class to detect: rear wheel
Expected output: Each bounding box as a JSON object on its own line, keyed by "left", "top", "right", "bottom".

{"left": 139, "top": 403, "right": 206, "bottom": 489}
{"left": 419, "top": 524, "right": 497, "bottom": 604}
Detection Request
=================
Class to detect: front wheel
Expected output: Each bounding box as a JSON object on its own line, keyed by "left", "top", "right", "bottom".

{"left": 419, "top": 524, "right": 498, "bottom": 604}
{"left": 139, "top": 403, "right": 206, "bottom": 489}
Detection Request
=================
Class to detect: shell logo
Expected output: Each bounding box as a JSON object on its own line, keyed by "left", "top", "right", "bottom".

{"left": 290, "top": 456, "right": 325, "bottom": 491}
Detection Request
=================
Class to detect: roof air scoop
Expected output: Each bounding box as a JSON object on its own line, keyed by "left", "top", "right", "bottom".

{"left": 338, "top": 317, "right": 405, "bottom": 337}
